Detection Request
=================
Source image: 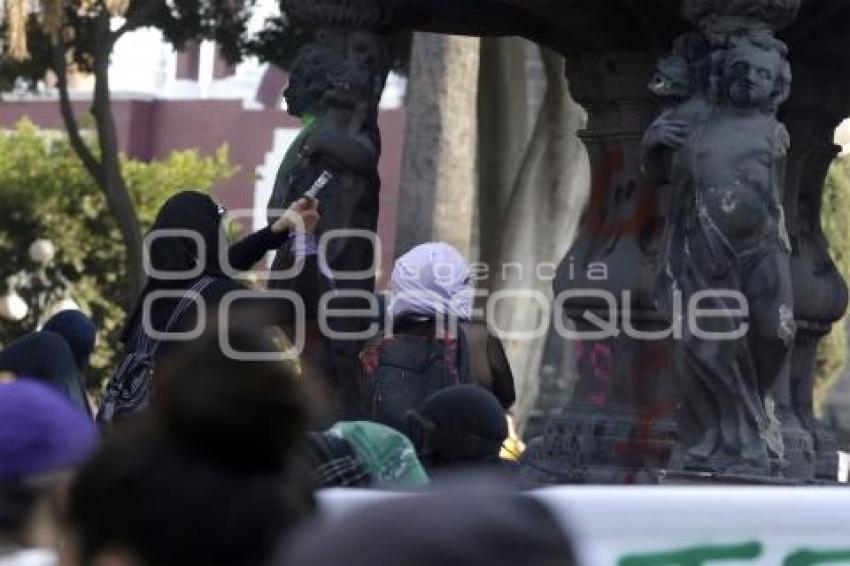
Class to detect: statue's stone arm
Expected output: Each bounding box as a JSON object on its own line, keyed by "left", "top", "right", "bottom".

{"left": 640, "top": 111, "right": 688, "bottom": 184}
{"left": 773, "top": 122, "right": 793, "bottom": 253}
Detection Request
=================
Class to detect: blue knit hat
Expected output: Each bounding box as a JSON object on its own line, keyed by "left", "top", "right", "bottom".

{"left": 42, "top": 310, "right": 97, "bottom": 371}
{"left": 0, "top": 378, "right": 99, "bottom": 481}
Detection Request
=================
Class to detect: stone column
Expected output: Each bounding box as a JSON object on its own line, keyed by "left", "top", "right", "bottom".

{"left": 778, "top": 43, "right": 850, "bottom": 480}
{"left": 521, "top": 50, "right": 679, "bottom": 485}
{"left": 395, "top": 33, "right": 480, "bottom": 257}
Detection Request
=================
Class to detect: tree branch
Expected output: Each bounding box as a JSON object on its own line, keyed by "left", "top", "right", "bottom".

{"left": 51, "top": 38, "right": 103, "bottom": 184}
{"left": 91, "top": 9, "right": 146, "bottom": 297}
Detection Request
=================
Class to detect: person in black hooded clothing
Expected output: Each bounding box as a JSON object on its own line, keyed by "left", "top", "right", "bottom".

{"left": 68, "top": 325, "right": 313, "bottom": 566}
{"left": 124, "top": 191, "right": 320, "bottom": 344}
{"left": 0, "top": 331, "right": 91, "bottom": 417}
{"left": 98, "top": 191, "right": 320, "bottom": 424}
{"left": 407, "top": 385, "right": 512, "bottom": 476}
{"left": 42, "top": 310, "right": 97, "bottom": 373}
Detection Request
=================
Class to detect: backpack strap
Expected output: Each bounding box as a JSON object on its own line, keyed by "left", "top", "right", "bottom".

{"left": 134, "top": 276, "right": 216, "bottom": 358}
{"left": 458, "top": 321, "right": 516, "bottom": 410}
{"left": 459, "top": 321, "right": 489, "bottom": 386}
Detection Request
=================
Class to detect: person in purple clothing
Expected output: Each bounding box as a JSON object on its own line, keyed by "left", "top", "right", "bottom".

{"left": 0, "top": 378, "right": 98, "bottom": 565}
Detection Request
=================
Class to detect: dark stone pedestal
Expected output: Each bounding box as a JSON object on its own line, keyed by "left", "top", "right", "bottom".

{"left": 518, "top": 404, "right": 678, "bottom": 488}
{"left": 518, "top": 444, "right": 832, "bottom": 488}
{"left": 657, "top": 470, "right": 803, "bottom": 486}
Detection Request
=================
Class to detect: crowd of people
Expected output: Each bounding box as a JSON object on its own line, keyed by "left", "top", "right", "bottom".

{"left": 0, "top": 191, "right": 574, "bottom": 566}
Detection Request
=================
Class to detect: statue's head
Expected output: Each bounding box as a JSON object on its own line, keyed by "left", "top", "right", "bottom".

{"left": 285, "top": 30, "right": 390, "bottom": 117}
{"left": 648, "top": 56, "right": 692, "bottom": 103}
{"left": 333, "top": 30, "right": 390, "bottom": 106}
{"left": 711, "top": 34, "right": 791, "bottom": 112}
{"left": 673, "top": 31, "right": 712, "bottom": 93}
{"left": 284, "top": 41, "right": 338, "bottom": 118}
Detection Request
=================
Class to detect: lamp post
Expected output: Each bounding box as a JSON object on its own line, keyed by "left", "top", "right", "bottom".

{"left": 0, "top": 289, "right": 28, "bottom": 322}
{"left": 0, "top": 238, "right": 76, "bottom": 329}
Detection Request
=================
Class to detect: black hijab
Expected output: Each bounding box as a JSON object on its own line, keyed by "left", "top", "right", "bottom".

{"left": 145, "top": 191, "right": 225, "bottom": 283}
{"left": 122, "top": 191, "right": 225, "bottom": 342}
{"left": 0, "top": 331, "right": 91, "bottom": 417}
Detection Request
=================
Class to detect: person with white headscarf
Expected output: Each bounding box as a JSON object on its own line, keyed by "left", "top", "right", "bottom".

{"left": 389, "top": 242, "right": 475, "bottom": 323}
{"left": 356, "top": 243, "right": 515, "bottom": 438}
{"left": 295, "top": 241, "right": 514, "bottom": 428}
{"left": 394, "top": 244, "right": 514, "bottom": 409}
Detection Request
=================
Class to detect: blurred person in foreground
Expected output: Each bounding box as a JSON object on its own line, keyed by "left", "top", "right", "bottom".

{"left": 276, "top": 484, "right": 575, "bottom": 566}
{"left": 66, "top": 324, "right": 314, "bottom": 566}
{"left": 0, "top": 332, "right": 90, "bottom": 418}
{"left": 0, "top": 378, "right": 98, "bottom": 566}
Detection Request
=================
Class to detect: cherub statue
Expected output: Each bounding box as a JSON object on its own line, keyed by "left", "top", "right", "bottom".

{"left": 268, "top": 35, "right": 382, "bottom": 218}
{"left": 268, "top": 31, "right": 389, "bottom": 283}
{"left": 267, "top": 31, "right": 389, "bottom": 420}
{"left": 642, "top": 32, "right": 794, "bottom": 474}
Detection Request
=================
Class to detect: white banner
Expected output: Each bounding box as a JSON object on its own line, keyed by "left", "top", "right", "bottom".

{"left": 318, "top": 486, "right": 850, "bottom": 565}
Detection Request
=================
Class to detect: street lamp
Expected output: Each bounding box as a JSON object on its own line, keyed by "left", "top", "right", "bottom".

{"left": 28, "top": 238, "right": 56, "bottom": 266}
{"left": 0, "top": 288, "right": 28, "bottom": 321}
{"left": 0, "top": 238, "right": 76, "bottom": 328}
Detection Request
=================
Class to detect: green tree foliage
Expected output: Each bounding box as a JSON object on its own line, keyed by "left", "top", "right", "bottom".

{"left": 0, "top": 0, "right": 257, "bottom": 299}
{"left": 0, "top": 119, "right": 235, "bottom": 393}
{"left": 815, "top": 154, "right": 850, "bottom": 408}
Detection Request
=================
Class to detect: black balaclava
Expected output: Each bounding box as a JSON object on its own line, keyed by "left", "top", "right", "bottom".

{"left": 415, "top": 385, "right": 508, "bottom": 467}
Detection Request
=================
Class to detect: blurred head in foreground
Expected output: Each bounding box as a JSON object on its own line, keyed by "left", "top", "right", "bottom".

{"left": 276, "top": 485, "right": 575, "bottom": 566}
{"left": 0, "top": 378, "right": 98, "bottom": 561}
{"left": 66, "top": 324, "right": 313, "bottom": 566}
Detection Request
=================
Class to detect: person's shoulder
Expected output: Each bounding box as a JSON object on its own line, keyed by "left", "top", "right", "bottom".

{"left": 196, "top": 277, "right": 251, "bottom": 304}
{"left": 204, "top": 276, "right": 247, "bottom": 293}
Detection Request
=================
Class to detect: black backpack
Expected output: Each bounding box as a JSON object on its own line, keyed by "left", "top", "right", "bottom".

{"left": 97, "top": 277, "right": 214, "bottom": 425}
{"left": 359, "top": 319, "right": 472, "bottom": 436}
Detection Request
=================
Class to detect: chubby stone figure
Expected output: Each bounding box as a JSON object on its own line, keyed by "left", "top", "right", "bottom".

{"left": 643, "top": 33, "right": 795, "bottom": 474}
{"left": 267, "top": 30, "right": 390, "bottom": 419}
{"left": 268, "top": 33, "right": 386, "bottom": 241}
{"left": 267, "top": 30, "right": 390, "bottom": 298}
